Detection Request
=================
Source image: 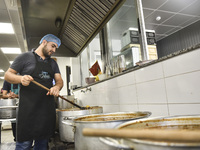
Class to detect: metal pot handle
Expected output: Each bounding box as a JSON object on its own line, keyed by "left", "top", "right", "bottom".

{"left": 99, "top": 137, "right": 133, "bottom": 150}
{"left": 63, "top": 116, "right": 75, "bottom": 120}
{"left": 62, "top": 120, "right": 76, "bottom": 127}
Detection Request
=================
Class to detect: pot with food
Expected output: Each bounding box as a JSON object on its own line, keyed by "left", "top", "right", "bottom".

{"left": 99, "top": 115, "right": 200, "bottom": 150}
{"left": 58, "top": 106, "right": 103, "bottom": 142}
{"left": 73, "top": 111, "right": 151, "bottom": 150}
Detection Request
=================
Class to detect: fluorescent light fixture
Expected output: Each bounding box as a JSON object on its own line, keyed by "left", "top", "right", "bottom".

{"left": 9, "top": 61, "right": 14, "bottom": 64}
{"left": 0, "top": 23, "right": 14, "bottom": 34}
{"left": 0, "top": 69, "right": 4, "bottom": 72}
{"left": 1, "top": 47, "right": 21, "bottom": 54}
{"left": 0, "top": 77, "right": 4, "bottom": 79}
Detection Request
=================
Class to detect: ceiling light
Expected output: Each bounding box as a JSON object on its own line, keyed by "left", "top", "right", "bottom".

{"left": 1, "top": 47, "right": 21, "bottom": 54}
{"left": 156, "top": 16, "right": 161, "bottom": 21}
{"left": 0, "top": 77, "right": 4, "bottom": 79}
{"left": 0, "top": 69, "right": 4, "bottom": 72}
{"left": 9, "top": 61, "right": 14, "bottom": 64}
{"left": 0, "top": 23, "right": 14, "bottom": 34}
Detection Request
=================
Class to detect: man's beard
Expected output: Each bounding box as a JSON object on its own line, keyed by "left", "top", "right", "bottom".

{"left": 42, "top": 45, "right": 50, "bottom": 57}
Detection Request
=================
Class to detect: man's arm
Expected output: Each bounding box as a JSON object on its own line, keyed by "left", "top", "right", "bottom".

{"left": 47, "top": 73, "right": 63, "bottom": 96}
{"left": 54, "top": 73, "right": 63, "bottom": 90}
{"left": 2, "top": 90, "right": 18, "bottom": 99}
{"left": 5, "top": 68, "right": 33, "bottom": 86}
{"left": 2, "top": 90, "right": 9, "bottom": 99}
{"left": 4, "top": 68, "right": 22, "bottom": 84}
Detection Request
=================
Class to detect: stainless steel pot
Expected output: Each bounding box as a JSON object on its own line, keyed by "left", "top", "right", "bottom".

{"left": 0, "top": 99, "right": 17, "bottom": 119}
{"left": 73, "top": 111, "right": 151, "bottom": 150}
{"left": 58, "top": 106, "right": 103, "bottom": 142}
{"left": 58, "top": 95, "right": 74, "bottom": 109}
{"left": 100, "top": 115, "right": 200, "bottom": 150}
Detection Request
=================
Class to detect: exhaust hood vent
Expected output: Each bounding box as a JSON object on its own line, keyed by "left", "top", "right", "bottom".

{"left": 60, "top": 0, "right": 125, "bottom": 56}
{"left": 18, "top": 0, "right": 125, "bottom": 57}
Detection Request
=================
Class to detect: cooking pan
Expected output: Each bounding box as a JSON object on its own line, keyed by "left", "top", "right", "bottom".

{"left": 90, "top": 115, "right": 200, "bottom": 150}
{"left": 70, "top": 111, "right": 151, "bottom": 150}
{"left": 58, "top": 106, "right": 103, "bottom": 142}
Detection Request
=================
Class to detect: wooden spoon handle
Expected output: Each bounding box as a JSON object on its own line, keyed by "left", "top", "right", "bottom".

{"left": 32, "top": 80, "right": 50, "bottom": 91}
{"left": 31, "top": 80, "right": 83, "bottom": 109}
{"left": 83, "top": 128, "right": 200, "bottom": 142}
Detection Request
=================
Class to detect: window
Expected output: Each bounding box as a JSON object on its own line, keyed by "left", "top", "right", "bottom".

{"left": 106, "top": 0, "right": 141, "bottom": 73}
{"left": 80, "top": 34, "right": 101, "bottom": 86}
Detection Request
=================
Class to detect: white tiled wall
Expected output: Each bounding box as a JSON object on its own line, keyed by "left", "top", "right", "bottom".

{"left": 73, "top": 48, "right": 200, "bottom": 117}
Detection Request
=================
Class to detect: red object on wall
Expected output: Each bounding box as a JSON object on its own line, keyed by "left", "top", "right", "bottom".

{"left": 89, "top": 61, "right": 101, "bottom": 76}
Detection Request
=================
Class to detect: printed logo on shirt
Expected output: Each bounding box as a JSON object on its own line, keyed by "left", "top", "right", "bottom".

{"left": 39, "top": 71, "right": 50, "bottom": 79}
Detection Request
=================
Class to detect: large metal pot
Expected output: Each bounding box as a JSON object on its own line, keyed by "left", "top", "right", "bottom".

{"left": 73, "top": 111, "right": 151, "bottom": 150}
{"left": 58, "top": 95, "right": 75, "bottom": 109}
{"left": 58, "top": 106, "right": 103, "bottom": 142}
{"left": 0, "top": 99, "right": 17, "bottom": 119}
{"left": 100, "top": 115, "right": 200, "bottom": 150}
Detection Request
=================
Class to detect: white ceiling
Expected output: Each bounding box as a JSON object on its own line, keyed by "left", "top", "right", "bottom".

{"left": 109, "top": 0, "right": 200, "bottom": 41}
{"left": 1, "top": 0, "right": 200, "bottom": 80}
{"left": 142, "top": 0, "right": 200, "bottom": 41}
{"left": 0, "top": 0, "right": 26, "bottom": 79}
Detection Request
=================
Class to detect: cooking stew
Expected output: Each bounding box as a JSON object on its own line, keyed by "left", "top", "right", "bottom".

{"left": 75, "top": 112, "right": 148, "bottom": 122}
{"left": 57, "top": 106, "right": 99, "bottom": 111}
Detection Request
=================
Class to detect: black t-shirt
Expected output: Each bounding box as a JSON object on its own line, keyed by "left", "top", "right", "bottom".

{"left": 10, "top": 51, "right": 60, "bottom": 76}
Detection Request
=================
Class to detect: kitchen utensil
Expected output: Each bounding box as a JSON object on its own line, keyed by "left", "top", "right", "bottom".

{"left": 58, "top": 106, "right": 103, "bottom": 142}
{"left": 0, "top": 99, "right": 17, "bottom": 119}
{"left": 58, "top": 95, "right": 74, "bottom": 109}
{"left": 85, "top": 77, "right": 96, "bottom": 84}
{"left": 99, "top": 115, "right": 200, "bottom": 150}
{"left": 72, "top": 111, "right": 151, "bottom": 150}
{"left": 32, "top": 80, "right": 87, "bottom": 110}
{"left": 83, "top": 128, "right": 200, "bottom": 142}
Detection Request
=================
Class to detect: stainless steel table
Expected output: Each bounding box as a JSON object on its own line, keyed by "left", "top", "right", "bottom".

{"left": 0, "top": 118, "right": 16, "bottom": 143}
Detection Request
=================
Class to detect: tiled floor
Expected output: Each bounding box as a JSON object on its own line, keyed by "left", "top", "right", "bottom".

{"left": 0, "top": 129, "right": 75, "bottom": 150}
{"left": 0, "top": 129, "right": 16, "bottom": 150}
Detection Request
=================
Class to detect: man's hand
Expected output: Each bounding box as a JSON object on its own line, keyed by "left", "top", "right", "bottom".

{"left": 47, "top": 86, "right": 60, "bottom": 97}
{"left": 7, "top": 91, "right": 17, "bottom": 98}
{"left": 21, "top": 75, "right": 33, "bottom": 86}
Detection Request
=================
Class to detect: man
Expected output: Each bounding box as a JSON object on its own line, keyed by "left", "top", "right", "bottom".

{"left": 2, "top": 80, "right": 19, "bottom": 99}
{"left": 4, "top": 34, "right": 63, "bottom": 150}
{"left": 2, "top": 80, "right": 19, "bottom": 142}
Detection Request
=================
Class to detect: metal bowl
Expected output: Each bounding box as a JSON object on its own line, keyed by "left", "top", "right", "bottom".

{"left": 85, "top": 77, "right": 96, "bottom": 84}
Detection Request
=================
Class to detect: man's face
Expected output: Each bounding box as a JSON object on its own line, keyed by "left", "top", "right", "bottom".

{"left": 42, "top": 41, "right": 58, "bottom": 57}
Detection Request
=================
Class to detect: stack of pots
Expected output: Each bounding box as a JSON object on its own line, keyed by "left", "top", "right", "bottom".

{"left": 58, "top": 106, "right": 103, "bottom": 142}
{"left": 63, "top": 111, "right": 151, "bottom": 150}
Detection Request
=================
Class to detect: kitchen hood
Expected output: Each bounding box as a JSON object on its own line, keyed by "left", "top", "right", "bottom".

{"left": 17, "top": 0, "right": 125, "bottom": 57}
